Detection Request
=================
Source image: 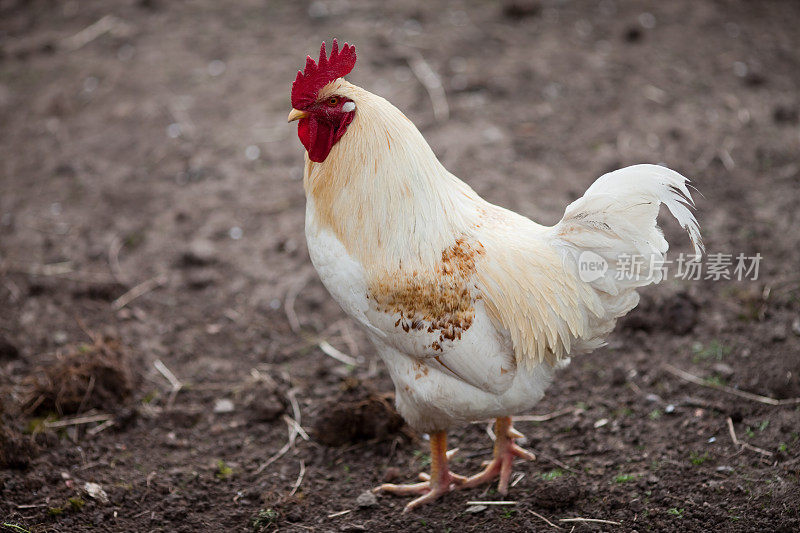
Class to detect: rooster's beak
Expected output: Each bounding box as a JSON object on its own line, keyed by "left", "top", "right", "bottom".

{"left": 287, "top": 109, "right": 308, "bottom": 123}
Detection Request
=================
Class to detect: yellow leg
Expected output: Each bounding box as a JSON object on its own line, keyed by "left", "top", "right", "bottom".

{"left": 373, "top": 431, "right": 466, "bottom": 512}
{"left": 460, "top": 416, "right": 536, "bottom": 494}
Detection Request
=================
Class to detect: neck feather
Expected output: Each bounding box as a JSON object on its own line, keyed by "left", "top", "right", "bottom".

{"left": 304, "top": 83, "right": 482, "bottom": 271}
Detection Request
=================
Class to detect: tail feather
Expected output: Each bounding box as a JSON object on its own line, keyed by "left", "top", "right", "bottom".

{"left": 552, "top": 163, "right": 703, "bottom": 297}
{"left": 576, "top": 164, "right": 704, "bottom": 256}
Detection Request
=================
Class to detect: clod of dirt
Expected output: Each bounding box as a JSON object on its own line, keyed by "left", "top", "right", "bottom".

{"left": 624, "top": 26, "right": 643, "bottom": 42}
{"left": 501, "top": 1, "right": 541, "bottom": 20}
{"left": 622, "top": 292, "right": 698, "bottom": 335}
{"left": 245, "top": 390, "right": 286, "bottom": 423}
{"left": 659, "top": 292, "right": 699, "bottom": 334}
{"left": 0, "top": 416, "right": 38, "bottom": 469}
{"left": 71, "top": 282, "right": 127, "bottom": 302}
{"left": 312, "top": 386, "right": 406, "bottom": 446}
{"left": 161, "top": 407, "right": 203, "bottom": 429}
{"left": 23, "top": 336, "right": 136, "bottom": 416}
{"left": 610, "top": 366, "right": 627, "bottom": 387}
{"left": 753, "top": 363, "right": 800, "bottom": 399}
{"left": 529, "top": 475, "right": 581, "bottom": 510}
{"left": 0, "top": 335, "right": 20, "bottom": 360}
{"left": 177, "top": 239, "right": 218, "bottom": 268}
{"left": 773, "top": 105, "right": 799, "bottom": 125}
{"left": 184, "top": 268, "right": 220, "bottom": 290}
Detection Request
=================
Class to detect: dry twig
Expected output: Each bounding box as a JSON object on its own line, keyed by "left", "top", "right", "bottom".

{"left": 559, "top": 517, "right": 621, "bottom": 526}
{"left": 536, "top": 450, "right": 581, "bottom": 475}
{"left": 317, "top": 340, "right": 358, "bottom": 366}
{"left": 62, "top": 15, "right": 132, "bottom": 51}
{"left": 471, "top": 408, "right": 575, "bottom": 433}
{"left": 466, "top": 501, "right": 517, "bottom": 506}
{"left": 256, "top": 439, "right": 292, "bottom": 474}
{"left": 112, "top": 274, "right": 167, "bottom": 310}
{"left": 87, "top": 419, "right": 115, "bottom": 436}
{"left": 5, "top": 261, "right": 117, "bottom": 284}
{"left": 288, "top": 460, "right": 306, "bottom": 497}
{"left": 255, "top": 389, "right": 309, "bottom": 474}
{"left": 45, "top": 413, "right": 113, "bottom": 429}
{"left": 284, "top": 268, "right": 314, "bottom": 333}
{"left": 663, "top": 363, "right": 800, "bottom": 406}
{"left": 108, "top": 235, "right": 126, "bottom": 284}
{"left": 514, "top": 407, "right": 577, "bottom": 422}
{"left": 153, "top": 359, "right": 182, "bottom": 407}
{"left": 406, "top": 51, "right": 449, "bottom": 122}
{"left": 283, "top": 414, "right": 310, "bottom": 442}
{"left": 726, "top": 417, "right": 773, "bottom": 457}
{"left": 529, "top": 510, "right": 563, "bottom": 529}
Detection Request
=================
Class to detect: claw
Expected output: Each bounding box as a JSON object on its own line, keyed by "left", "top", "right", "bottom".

{"left": 508, "top": 427, "right": 525, "bottom": 439}
{"left": 373, "top": 432, "right": 465, "bottom": 511}
{"left": 459, "top": 417, "right": 535, "bottom": 495}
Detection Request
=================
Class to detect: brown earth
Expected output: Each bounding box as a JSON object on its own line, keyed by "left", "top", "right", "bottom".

{"left": 2, "top": 0, "right": 800, "bottom": 531}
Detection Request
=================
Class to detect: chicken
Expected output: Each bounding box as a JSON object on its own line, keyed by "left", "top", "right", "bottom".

{"left": 287, "top": 40, "right": 703, "bottom": 512}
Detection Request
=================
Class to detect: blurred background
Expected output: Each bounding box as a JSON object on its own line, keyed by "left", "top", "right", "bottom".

{"left": 1, "top": 1, "right": 799, "bottom": 531}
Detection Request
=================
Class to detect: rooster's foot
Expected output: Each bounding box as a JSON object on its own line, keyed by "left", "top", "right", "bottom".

{"left": 373, "top": 435, "right": 465, "bottom": 512}
{"left": 459, "top": 416, "right": 535, "bottom": 495}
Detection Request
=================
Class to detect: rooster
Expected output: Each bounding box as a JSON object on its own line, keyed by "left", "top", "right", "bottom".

{"left": 287, "top": 40, "right": 703, "bottom": 511}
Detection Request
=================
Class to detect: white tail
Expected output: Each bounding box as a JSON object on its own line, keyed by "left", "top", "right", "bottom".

{"left": 552, "top": 163, "right": 703, "bottom": 299}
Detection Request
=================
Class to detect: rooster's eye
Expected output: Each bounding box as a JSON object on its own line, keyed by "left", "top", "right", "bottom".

{"left": 326, "top": 97, "right": 339, "bottom": 107}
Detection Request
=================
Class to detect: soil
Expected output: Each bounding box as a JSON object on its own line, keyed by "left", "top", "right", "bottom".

{"left": 2, "top": 0, "right": 800, "bottom": 531}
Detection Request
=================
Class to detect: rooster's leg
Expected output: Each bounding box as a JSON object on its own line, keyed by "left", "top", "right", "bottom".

{"left": 460, "top": 416, "right": 535, "bottom": 494}
{"left": 373, "top": 431, "right": 466, "bottom": 512}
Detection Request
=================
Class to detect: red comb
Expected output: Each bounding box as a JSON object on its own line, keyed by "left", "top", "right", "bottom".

{"left": 291, "top": 39, "right": 357, "bottom": 109}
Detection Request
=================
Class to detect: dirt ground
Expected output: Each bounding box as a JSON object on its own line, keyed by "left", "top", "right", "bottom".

{"left": 2, "top": 0, "right": 800, "bottom": 531}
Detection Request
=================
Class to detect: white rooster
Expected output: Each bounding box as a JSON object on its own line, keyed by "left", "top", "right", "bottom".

{"left": 287, "top": 40, "right": 703, "bottom": 511}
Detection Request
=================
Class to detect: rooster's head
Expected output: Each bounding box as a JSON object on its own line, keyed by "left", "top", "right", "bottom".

{"left": 288, "top": 39, "right": 358, "bottom": 163}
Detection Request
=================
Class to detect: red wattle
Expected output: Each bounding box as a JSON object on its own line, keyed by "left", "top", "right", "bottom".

{"left": 297, "top": 116, "right": 343, "bottom": 163}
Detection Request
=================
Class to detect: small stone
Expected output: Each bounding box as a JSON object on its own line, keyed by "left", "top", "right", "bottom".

{"left": 771, "top": 324, "right": 788, "bottom": 343}
{"left": 594, "top": 418, "right": 609, "bottom": 429}
{"left": 207, "top": 59, "right": 226, "bottom": 77}
{"left": 213, "top": 398, "right": 235, "bottom": 414}
{"left": 245, "top": 145, "right": 260, "bottom": 161}
{"left": 179, "top": 240, "right": 217, "bottom": 267}
{"left": 645, "top": 393, "right": 662, "bottom": 403}
{"left": 791, "top": 317, "right": 800, "bottom": 336}
{"left": 355, "top": 490, "right": 377, "bottom": 508}
{"left": 716, "top": 465, "right": 734, "bottom": 473}
{"left": 712, "top": 363, "right": 734, "bottom": 379}
{"left": 664, "top": 404, "right": 675, "bottom": 414}
{"left": 83, "top": 482, "right": 109, "bottom": 504}
{"left": 465, "top": 505, "right": 487, "bottom": 514}
{"left": 54, "top": 331, "right": 68, "bottom": 345}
